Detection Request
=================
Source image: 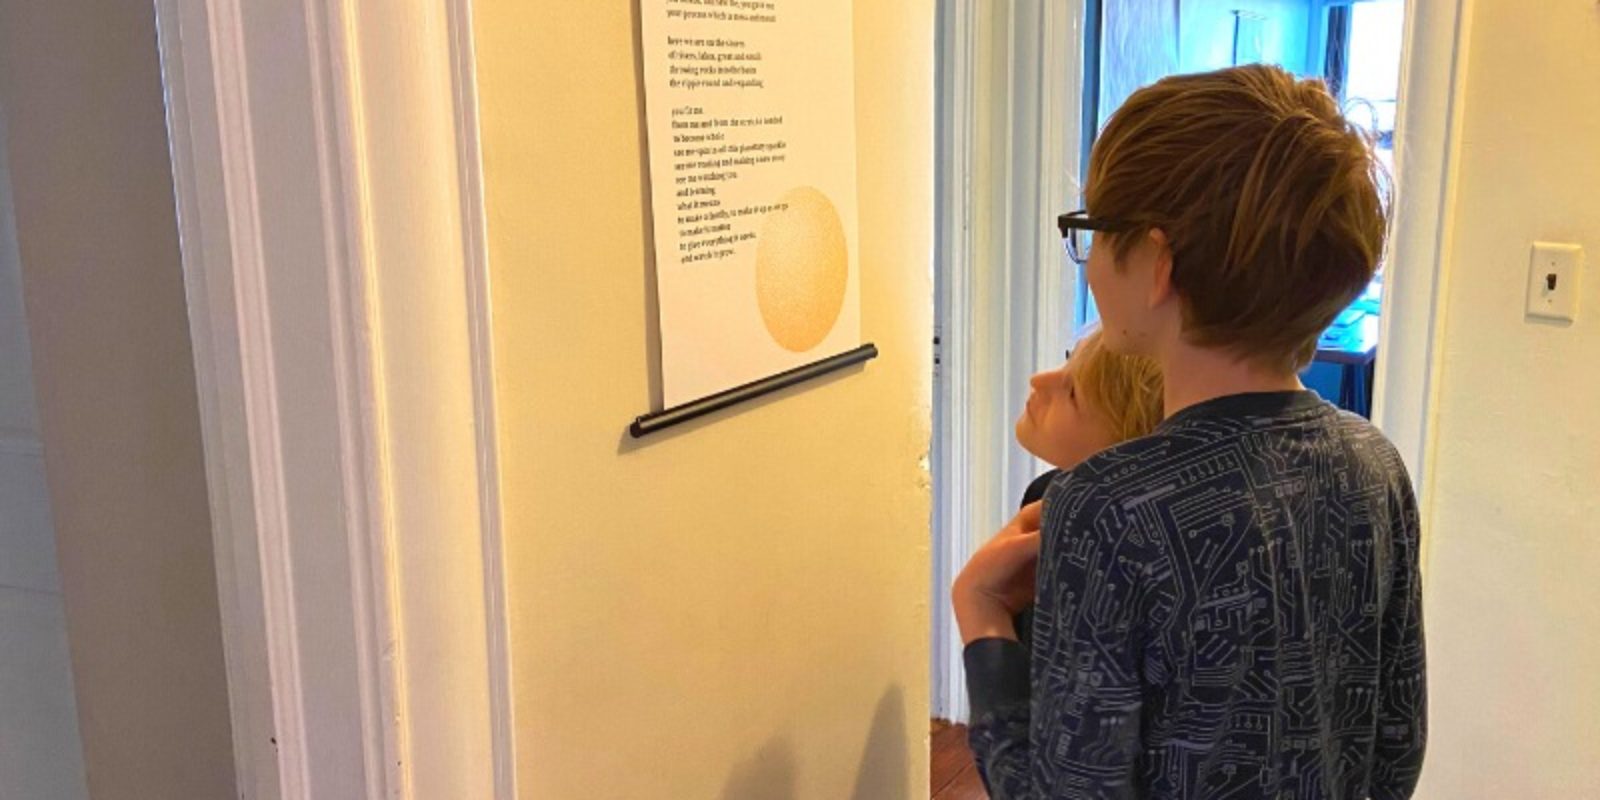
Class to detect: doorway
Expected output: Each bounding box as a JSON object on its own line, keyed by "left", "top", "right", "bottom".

{"left": 929, "top": 1, "right": 1425, "bottom": 793}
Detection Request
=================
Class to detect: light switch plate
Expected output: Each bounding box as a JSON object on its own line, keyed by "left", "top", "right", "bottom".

{"left": 1527, "top": 242, "right": 1583, "bottom": 323}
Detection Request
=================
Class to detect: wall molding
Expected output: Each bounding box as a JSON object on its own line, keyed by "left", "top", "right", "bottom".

{"left": 932, "top": 0, "right": 980, "bottom": 723}
{"left": 155, "top": 0, "right": 511, "bottom": 796}
{"left": 444, "top": 0, "right": 518, "bottom": 795}
{"left": 155, "top": 0, "right": 305, "bottom": 794}
{"left": 1371, "top": 0, "right": 1475, "bottom": 575}
{"left": 1029, "top": 0, "right": 1082, "bottom": 371}
{"left": 931, "top": 0, "right": 1085, "bottom": 723}
{"left": 305, "top": 0, "right": 408, "bottom": 794}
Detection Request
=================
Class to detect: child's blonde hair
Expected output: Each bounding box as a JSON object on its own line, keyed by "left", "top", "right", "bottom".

{"left": 1073, "top": 329, "right": 1165, "bottom": 442}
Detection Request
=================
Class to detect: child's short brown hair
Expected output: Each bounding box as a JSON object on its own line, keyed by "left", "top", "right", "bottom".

{"left": 1086, "top": 64, "right": 1389, "bottom": 371}
{"left": 1074, "top": 329, "right": 1164, "bottom": 442}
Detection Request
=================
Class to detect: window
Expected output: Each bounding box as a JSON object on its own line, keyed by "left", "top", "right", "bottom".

{"left": 1074, "top": 2, "right": 1406, "bottom": 417}
{"left": 1340, "top": 0, "right": 1406, "bottom": 174}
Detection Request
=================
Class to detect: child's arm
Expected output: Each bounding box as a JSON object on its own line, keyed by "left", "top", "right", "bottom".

{"left": 965, "top": 477, "right": 1162, "bottom": 799}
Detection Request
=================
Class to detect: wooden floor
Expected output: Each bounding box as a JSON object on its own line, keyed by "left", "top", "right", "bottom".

{"left": 930, "top": 720, "right": 988, "bottom": 799}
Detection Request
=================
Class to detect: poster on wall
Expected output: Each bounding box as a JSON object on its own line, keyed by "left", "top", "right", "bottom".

{"left": 641, "top": 0, "right": 862, "bottom": 408}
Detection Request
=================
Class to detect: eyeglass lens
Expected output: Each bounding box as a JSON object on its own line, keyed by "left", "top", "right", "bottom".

{"left": 1068, "top": 229, "right": 1091, "bottom": 263}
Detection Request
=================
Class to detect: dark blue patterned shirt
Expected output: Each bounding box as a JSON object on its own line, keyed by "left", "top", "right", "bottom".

{"left": 965, "top": 391, "right": 1426, "bottom": 799}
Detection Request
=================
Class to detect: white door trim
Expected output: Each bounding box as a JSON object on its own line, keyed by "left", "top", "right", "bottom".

{"left": 1371, "top": 0, "right": 1475, "bottom": 573}
{"left": 443, "top": 0, "right": 518, "bottom": 796}
{"left": 155, "top": 0, "right": 512, "bottom": 796}
{"left": 931, "top": 0, "right": 1084, "bottom": 723}
{"left": 932, "top": 0, "right": 981, "bottom": 724}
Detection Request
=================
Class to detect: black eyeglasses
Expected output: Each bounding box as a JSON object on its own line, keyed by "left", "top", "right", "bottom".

{"left": 1057, "top": 210, "right": 1133, "bottom": 265}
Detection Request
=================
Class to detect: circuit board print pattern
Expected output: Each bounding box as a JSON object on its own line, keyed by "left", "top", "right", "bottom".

{"left": 969, "top": 392, "right": 1426, "bottom": 799}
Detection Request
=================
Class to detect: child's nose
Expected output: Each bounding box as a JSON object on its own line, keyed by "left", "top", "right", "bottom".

{"left": 1029, "top": 370, "right": 1051, "bottom": 390}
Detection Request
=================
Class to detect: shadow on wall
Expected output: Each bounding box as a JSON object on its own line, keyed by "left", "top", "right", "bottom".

{"left": 718, "top": 685, "right": 909, "bottom": 800}
{"left": 849, "top": 684, "right": 910, "bottom": 800}
{"left": 721, "top": 735, "right": 798, "bottom": 800}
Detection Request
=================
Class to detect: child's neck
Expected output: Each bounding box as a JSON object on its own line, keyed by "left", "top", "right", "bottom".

{"left": 1156, "top": 338, "right": 1304, "bottom": 419}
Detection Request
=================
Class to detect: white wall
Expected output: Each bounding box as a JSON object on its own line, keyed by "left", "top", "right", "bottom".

{"left": 0, "top": 2, "right": 238, "bottom": 797}
{"left": 473, "top": 1, "right": 935, "bottom": 797}
{"left": 0, "top": 101, "right": 89, "bottom": 800}
{"left": 1417, "top": 0, "right": 1600, "bottom": 796}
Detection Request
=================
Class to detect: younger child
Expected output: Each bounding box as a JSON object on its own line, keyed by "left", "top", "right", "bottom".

{"left": 1007, "top": 328, "right": 1164, "bottom": 654}
{"left": 1014, "top": 328, "right": 1164, "bottom": 497}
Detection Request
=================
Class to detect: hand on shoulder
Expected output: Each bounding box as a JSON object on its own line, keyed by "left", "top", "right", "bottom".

{"left": 953, "top": 501, "right": 1042, "bottom": 644}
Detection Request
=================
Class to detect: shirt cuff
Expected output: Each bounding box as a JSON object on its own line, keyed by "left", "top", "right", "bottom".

{"left": 963, "top": 637, "right": 1030, "bottom": 719}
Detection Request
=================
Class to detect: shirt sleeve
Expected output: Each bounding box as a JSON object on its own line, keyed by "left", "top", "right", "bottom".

{"left": 964, "top": 476, "right": 1164, "bottom": 799}
{"left": 1371, "top": 475, "right": 1428, "bottom": 798}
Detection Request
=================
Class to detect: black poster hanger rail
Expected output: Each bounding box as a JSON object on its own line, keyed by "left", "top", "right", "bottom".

{"left": 629, "top": 343, "right": 879, "bottom": 438}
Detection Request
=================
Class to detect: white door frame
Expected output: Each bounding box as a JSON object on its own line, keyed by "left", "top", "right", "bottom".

{"left": 931, "top": 0, "right": 1469, "bottom": 722}
{"left": 1369, "top": 0, "right": 1474, "bottom": 575}
{"left": 932, "top": 0, "right": 1081, "bottom": 723}
{"left": 154, "top": 0, "right": 512, "bottom": 797}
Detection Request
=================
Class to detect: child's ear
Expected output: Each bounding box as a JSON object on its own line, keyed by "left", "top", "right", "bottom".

{"left": 1145, "top": 228, "right": 1177, "bottom": 309}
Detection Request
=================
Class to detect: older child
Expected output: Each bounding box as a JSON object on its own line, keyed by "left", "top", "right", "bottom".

{"left": 955, "top": 65, "right": 1426, "bottom": 798}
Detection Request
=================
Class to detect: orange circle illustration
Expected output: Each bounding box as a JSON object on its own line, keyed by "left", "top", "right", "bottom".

{"left": 754, "top": 187, "right": 849, "bottom": 352}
